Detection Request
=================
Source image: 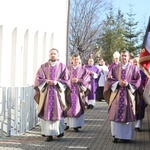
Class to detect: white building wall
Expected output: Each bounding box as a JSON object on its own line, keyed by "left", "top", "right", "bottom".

{"left": 0, "top": 26, "right": 3, "bottom": 86}
{"left": 0, "top": 0, "right": 69, "bottom": 87}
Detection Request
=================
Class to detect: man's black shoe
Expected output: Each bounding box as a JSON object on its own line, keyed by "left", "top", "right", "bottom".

{"left": 87, "top": 104, "right": 94, "bottom": 109}
{"left": 87, "top": 105, "right": 91, "bottom": 109}
{"left": 57, "top": 133, "right": 64, "bottom": 138}
{"left": 96, "top": 99, "right": 102, "bottom": 102}
{"left": 90, "top": 105, "right": 94, "bottom": 109}
{"left": 41, "top": 134, "right": 45, "bottom": 137}
{"left": 135, "top": 128, "right": 141, "bottom": 132}
{"left": 113, "top": 137, "right": 118, "bottom": 143}
{"left": 122, "top": 139, "right": 131, "bottom": 143}
{"left": 46, "top": 136, "right": 53, "bottom": 142}
{"left": 64, "top": 126, "right": 69, "bottom": 130}
{"left": 73, "top": 127, "right": 79, "bottom": 132}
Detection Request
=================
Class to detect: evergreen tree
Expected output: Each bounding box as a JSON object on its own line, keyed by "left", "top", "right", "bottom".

{"left": 123, "top": 4, "right": 141, "bottom": 56}
{"left": 114, "top": 10, "right": 127, "bottom": 52}
{"left": 97, "top": 7, "right": 126, "bottom": 63}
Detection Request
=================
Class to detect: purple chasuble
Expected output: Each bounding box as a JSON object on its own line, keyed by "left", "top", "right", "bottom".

{"left": 103, "top": 63, "right": 141, "bottom": 123}
{"left": 67, "top": 65, "right": 91, "bottom": 117}
{"left": 108, "top": 62, "right": 117, "bottom": 71}
{"left": 34, "top": 61, "right": 70, "bottom": 121}
{"left": 136, "top": 69, "right": 147, "bottom": 119}
{"left": 85, "top": 65, "right": 100, "bottom": 100}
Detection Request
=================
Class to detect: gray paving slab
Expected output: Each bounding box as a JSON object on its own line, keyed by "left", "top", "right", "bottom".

{"left": 0, "top": 101, "right": 150, "bottom": 150}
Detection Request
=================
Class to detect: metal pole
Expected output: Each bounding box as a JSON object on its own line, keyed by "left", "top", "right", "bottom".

{"left": 7, "top": 87, "right": 11, "bottom": 137}
{"left": 66, "top": 0, "right": 70, "bottom": 65}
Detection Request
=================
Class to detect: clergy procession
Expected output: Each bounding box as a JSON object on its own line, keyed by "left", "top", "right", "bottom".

{"left": 1, "top": 1, "right": 150, "bottom": 149}
{"left": 33, "top": 47, "right": 150, "bottom": 144}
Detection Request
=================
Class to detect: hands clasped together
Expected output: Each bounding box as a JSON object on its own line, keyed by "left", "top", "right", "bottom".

{"left": 119, "top": 80, "right": 128, "bottom": 87}
{"left": 46, "top": 80, "right": 57, "bottom": 85}
{"left": 71, "top": 77, "right": 79, "bottom": 83}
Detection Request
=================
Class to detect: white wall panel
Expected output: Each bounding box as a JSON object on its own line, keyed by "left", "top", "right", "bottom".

{"left": 0, "top": 0, "right": 69, "bottom": 87}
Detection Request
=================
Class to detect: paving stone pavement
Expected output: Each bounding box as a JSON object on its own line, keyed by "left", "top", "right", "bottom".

{"left": 0, "top": 101, "right": 150, "bottom": 150}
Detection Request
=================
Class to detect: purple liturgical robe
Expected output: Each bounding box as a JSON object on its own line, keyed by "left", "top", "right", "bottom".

{"left": 104, "top": 62, "right": 141, "bottom": 123}
{"left": 136, "top": 69, "right": 147, "bottom": 120}
{"left": 85, "top": 65, "right": 100, "bottom": 100}
{"left": 108, "top": 62, "right": 117, "bottom": 71}
{"left": 66, "top": 65, "right": 91, "bottom": 118}
{"left": 34, "top": 61, "right": 70, "bottom": 121}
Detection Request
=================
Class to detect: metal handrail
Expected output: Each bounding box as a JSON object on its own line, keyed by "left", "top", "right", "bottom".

{"left": 0, "top": 86, "right": 39, "bottom": 137}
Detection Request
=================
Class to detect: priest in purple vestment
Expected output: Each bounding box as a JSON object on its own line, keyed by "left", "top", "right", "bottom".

{"left": 65, "top": 54, "right": 91, "bottom": 132}
{"left": 133, "top": 57, "right": 147, "bottom": 132}
{"left": 85, "top": 58, "right": 100, "bottom": 109}
{"left": 34, "top": 48, "right": 71, "bottom": 141}
{"left": 103, "top": 50, "right": 141, "bottom": 143}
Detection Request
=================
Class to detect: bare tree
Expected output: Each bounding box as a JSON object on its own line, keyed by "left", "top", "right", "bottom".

{"left": 68, "top": 0, "right": 110, "bottom": 62}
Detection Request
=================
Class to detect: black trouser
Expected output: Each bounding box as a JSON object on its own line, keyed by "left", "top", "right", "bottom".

{"left": 96, "top": 86, "right": 104, "bottom": 101}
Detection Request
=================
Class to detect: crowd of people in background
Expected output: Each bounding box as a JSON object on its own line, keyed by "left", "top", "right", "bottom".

{"left": 34, "top": 48, "right": 148, "bottom": 143}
